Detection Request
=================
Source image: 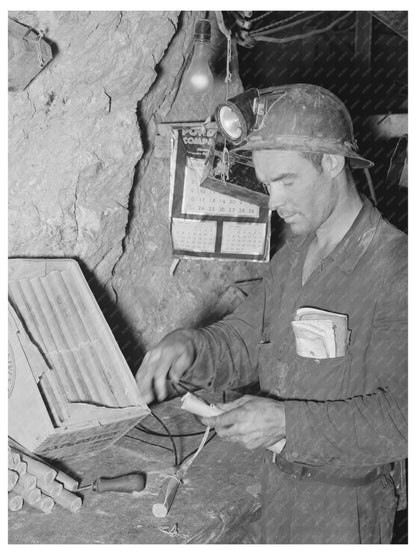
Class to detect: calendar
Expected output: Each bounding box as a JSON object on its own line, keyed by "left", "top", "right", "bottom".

{"left": 221, "top": 222, "right": 267, "bottom": 256}
{"left": 169, "top": 125, "right": 270, "bottom": 261}
{"left": 172, "top": 218, "right": 217, "bottom": 253}
{"left": 182, "top": 160, "right": 260, "bottom": 218}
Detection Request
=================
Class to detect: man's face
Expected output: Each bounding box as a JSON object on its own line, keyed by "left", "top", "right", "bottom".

{"left": 252, "top": 149, "right": 338, "bottom": 235}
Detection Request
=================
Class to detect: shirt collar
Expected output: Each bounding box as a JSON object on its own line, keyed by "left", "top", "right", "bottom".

{"left": 285, "top": 196, "right": 382, "bottom": 273}
{"left": 332, "top": 197, "right": 382, "bottom": 273}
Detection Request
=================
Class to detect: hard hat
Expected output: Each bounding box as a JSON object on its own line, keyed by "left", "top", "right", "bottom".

{"left": 216, "top": 84, "right": 373, "bottom": 168}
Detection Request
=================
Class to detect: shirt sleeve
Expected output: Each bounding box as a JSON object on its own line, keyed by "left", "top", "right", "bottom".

{"left": 284, "top": 245, "right": 408, "bottom": 467}
{"left": 183, "top": 266, "right": 274, "bottom": 392}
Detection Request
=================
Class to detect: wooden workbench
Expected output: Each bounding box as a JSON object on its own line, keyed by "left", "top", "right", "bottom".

{"left": 8, "top": 394, "right": 264, "bottom": 544}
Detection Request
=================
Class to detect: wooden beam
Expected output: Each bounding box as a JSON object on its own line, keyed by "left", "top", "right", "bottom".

{"left": 355, "top": 12, "right": 373, "bottom": 74}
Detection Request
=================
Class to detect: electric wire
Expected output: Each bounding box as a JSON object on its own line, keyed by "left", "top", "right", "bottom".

{"left": 124, "top": 434, "right": 174, "bottom": 452}
{"left": 131, "top": 377, "right": 220, "bottom": 469}
{"left": 253, "top": 12, "right": 354, "bottom": 44}
{"left": 134, "top": 416, "right": 217, "bottom": 469}
{"left": 135, "top": 423, "right": 209, "bottom": 438}
{"left": 251, "top": 11, "right": 319, "bottom": 36}
{"left": 249, "top": 11, "right": 274, "bottom": 25}
{"left": 151, "top": 411, "right": 179, "bottom": 467}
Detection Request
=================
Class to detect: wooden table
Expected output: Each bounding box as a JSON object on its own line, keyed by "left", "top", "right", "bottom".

{"left": 9, "top": 394, "right": 264, "bottom": 544}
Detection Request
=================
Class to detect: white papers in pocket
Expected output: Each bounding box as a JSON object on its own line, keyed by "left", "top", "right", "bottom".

{"left": 292, "top": 307, "right": 350, "bottom": 359}
{"left": 291, "top": 319, "right": 337, "bottom": 358}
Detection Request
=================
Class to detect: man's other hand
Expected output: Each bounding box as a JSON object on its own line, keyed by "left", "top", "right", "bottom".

{"left": 135, "top": 329, "right": 198, "bottom": 404}
{"left": 201, "top": 395, "right": 286, "bottom": 450}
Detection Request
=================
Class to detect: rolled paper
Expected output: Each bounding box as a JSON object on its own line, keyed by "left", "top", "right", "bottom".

{"left": 55, "top": 471, "right": 79, "bottom": 492}
{"left": 8, "top": 492, "right": 23, "bottom": 512}
{"left": 32, "top": 493, "right": 55, "bottom": 513}
{"left": 21, "top": 455, "right": 57, "bottom": 483}
{"left": 181, "top": 393, "right": 285, "bottom": 454}
{"left": 180, "top": 393, "right": 223, "bottom": 418}
{"left": 53, "top": 489, "right": 82, "bottom": 512}
{"left": 8, "top": 470, "right": 19, "bottom": 492}
{"left": 37, "top": 478, "right": 63, "bottom": 498}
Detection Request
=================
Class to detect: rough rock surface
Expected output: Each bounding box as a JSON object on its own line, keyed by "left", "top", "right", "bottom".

{"left": 9, "top": 11, "right": 264, "bottom": 367}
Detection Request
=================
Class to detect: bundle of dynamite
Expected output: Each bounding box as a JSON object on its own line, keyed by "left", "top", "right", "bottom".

{"left": 8, "top": 447, "right": 82, "bottom": 513}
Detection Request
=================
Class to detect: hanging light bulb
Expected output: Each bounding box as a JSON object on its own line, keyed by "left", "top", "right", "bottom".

{"left": 181, "top": 19, "right": 214, "bottom": 95}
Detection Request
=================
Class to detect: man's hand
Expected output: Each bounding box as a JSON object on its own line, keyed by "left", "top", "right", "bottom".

{"left": 135, "top": 329, "right": 198, "bottom": 404}
{"left": 201, "top": 395, "right": 286, "bottom": 450}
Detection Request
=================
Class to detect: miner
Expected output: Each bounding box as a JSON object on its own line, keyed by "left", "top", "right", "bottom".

{"left": 136, "top": 84, "right": 407, "bottom": 544}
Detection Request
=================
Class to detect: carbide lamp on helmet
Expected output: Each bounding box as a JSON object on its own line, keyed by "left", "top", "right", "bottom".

{"left": 215, "top": 84, "right": 373, "bottom": 168}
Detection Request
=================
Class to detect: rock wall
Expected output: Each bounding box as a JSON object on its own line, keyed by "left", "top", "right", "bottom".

{"left": 9, "top": 11, "right": 264, "bottom": 368}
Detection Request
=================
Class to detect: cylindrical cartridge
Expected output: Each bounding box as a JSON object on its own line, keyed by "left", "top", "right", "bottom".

{"left": 8, "top": 470, "right": 19, "bottom": 492}
{"left": 17, "top": 473, "right": 37, "bottom": 491}
{"left": 152, "top": 475, "right": 181, "bottom": 518}
{"left": 8, "top": 492, "right": 23, "bottom": 512}
{"left": 13, "top": 483, "right": 42, "bottom": 505}
{"left": 55, "top": 471, "right": 79, "bottom": 492}
{"left": 21, "top": 455, "right": 57, "bottom": 483}
{"left": 53, "top": 489, "right": 82, "bottom": 512}
{"left": 31, "top": 493, "right": 55, "bottom": 513}
{"left": 15, "top": 461, "right": 27, "bottom": 476}
{"left": 37, "top": 478, "right": 63, "bottom": 498}
{"left": 8, "top": 449, "right": 21, "bottom": 470}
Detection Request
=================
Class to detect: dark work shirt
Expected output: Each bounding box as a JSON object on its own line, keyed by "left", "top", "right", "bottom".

{"left": 186, "top": 197, "right": 407, "bottom": 469}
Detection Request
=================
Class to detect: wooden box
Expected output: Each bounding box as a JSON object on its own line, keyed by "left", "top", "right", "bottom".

{"left": 8, "top": 258, "right": 150, "bottom": 460}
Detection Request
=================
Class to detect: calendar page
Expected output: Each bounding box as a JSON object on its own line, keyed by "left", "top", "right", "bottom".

{"left": 169, "top": 125, "right": 270, "bottom": 261}
{"left": 182, "top": 160, "right": 260, "bottom": 218}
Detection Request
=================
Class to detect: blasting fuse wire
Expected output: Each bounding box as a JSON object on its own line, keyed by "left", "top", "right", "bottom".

{"left": 135, "top": 424, "right": 209, "bottom": 438}
{"left": 124, "top": 434, "right": 174, "bottom": 453}
{"left": 150, "top": 411, "right": 179, "bottom": 467}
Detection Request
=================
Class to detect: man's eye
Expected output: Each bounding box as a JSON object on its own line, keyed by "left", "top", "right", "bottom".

{"left": 262, "top": 183, "right": 271, "bottom": 195}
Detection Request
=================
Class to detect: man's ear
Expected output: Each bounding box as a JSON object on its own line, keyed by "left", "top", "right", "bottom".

{"left": 322, "top": 154, "right": 345, "bottom": 178}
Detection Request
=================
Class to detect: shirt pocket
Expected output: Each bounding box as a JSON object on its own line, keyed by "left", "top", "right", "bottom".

{"left": 284, "top": 352, "right": 352, "bottom": 400}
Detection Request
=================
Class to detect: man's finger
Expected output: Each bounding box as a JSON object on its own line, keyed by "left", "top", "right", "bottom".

{"left": 216, "top": 396, "right": 252, "bottom": 412}
{"left": 135, "top": 353, "right": 157, "bottom": 403}
{"left": 201, "top": 409, "right": 245, "bottom": 431}
{"left": 153, "top": 359, "right": 174, "bottom": 402}
{"left": 169, "top": 350, "right": 191, "bottom": 382}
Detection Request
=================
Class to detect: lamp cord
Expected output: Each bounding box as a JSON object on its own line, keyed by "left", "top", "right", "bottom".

{"left": 214, "top": 11, "right": 233, "bottom": 182}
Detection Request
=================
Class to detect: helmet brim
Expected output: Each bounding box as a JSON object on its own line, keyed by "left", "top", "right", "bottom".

{"left": 233, "top": 138, "right": 374, "bottom": 169}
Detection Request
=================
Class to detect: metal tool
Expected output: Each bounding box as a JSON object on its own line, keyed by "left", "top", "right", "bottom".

{"left": 75, "top": 473, "right": 146, "bottom": 494}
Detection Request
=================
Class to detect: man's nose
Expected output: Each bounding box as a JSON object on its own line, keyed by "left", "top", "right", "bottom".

{"left": 267, "top": 182, "right": 285, "bottom": 211}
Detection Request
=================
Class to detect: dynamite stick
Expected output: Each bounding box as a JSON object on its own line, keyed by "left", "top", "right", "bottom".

{"left": 55, "top": 471, "right": 79, "bottom": 492}
{"left": 152, "top": 475, "right": 181, "bottom": 518}
{"left": 13, "top": 483, "right": 41, "bottom": 505}
{"left": 8, "top": 449, "right": 21, "bottom": 470}
{"left": 21, "top": 455, "right": 57, "bottom": 483}
{"left": 37, "top": 479, "right": 63, "bottom": 498}
{"left": 8, "top": 492, "right": 23, "bottom": 512}
{"left": 53, "top": 489, "right": 82, "bottom": 512}
{"left": 32, "top": 493, "right": 55, "bottom": 513}
{"left": 17, "top": 473, "right": 37, "bottom": 491}
{"left": 8, "top": 470, "right": 19, "bottom": 492}
{"left": 15, "top": 461, "right": 27, "bottom": 476}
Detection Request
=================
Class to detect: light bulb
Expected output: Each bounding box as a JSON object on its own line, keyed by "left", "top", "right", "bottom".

{"left": 181, "top": 19, "right": 214, "bottom": 95}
